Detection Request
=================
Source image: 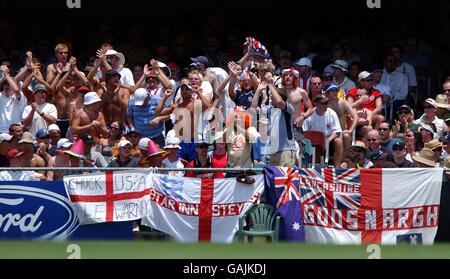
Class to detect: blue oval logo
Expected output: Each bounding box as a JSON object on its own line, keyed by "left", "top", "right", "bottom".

{"left": 0, "top": 185, "right": 79, "bottom": 240}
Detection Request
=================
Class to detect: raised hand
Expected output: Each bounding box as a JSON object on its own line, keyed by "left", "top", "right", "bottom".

{"left": 164, "top": 88, "right": 172, "bottom": 98}
{"left": 56, "top": 62, "right": 64, "bottom": 75}
{"left": 69, "top": 57, "right": 77, "bottom": 70}
{"left": 96, "top": 49, "right": 106, "bottom": 60}
{"left": 143, "top": 64, "right": 150, "bottom": 77}
{"left": 93, "top": 58, "right": 102, "bottom": 69}
{"left": 150, "top": 59, "right": 159, "bottom": 70}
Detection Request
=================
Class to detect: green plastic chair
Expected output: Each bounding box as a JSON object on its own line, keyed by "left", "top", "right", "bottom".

{"left": 237, "top": 203, "right": 281, "bottom": 242}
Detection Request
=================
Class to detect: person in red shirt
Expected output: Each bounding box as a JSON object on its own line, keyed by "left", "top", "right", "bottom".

{"left": 185, "top": 139, "right": 224, "bottom": 178}
{"left": 347, "top": 71, "right": 384, "bottom": 138}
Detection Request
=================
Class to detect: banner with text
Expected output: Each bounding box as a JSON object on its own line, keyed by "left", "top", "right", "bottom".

{"left": 64, "top": 170, "right": 152, "bottom": 224}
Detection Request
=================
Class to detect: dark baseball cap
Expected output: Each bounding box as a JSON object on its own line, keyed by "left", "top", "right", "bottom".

{"left": 392, "top": 141, "right": 406, "bottom": 150}
{"left": 106, "top": 69, "right": 121, "bottom": 81}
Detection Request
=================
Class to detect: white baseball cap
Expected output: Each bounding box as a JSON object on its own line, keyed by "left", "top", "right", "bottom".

{"left": 134, "top": 88, "right": 149, "bottom": 106}
{"left": 295, "top": 57, "right": 312, "bottom": 68}
{"left": 48, "top": 124, "right": 60, "bottom": 132}
{"left": 57, "top": 138, "right": 73, "bottom": 149}
{"left": 358, "top": 71, "right": 373, "bottom": 82}
{"left": 138, "top": 137, "right": 151, "bottom": 150}
{"left": 84, "top": 92, "right": 102, "bottom": 106}
{"left": 0, "top": 133, "right": 13, "bottom": 143}
{"left": 118, "top": 140, "right": 132, "bottom": 149}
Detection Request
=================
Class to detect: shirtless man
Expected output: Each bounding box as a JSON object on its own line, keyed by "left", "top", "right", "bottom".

{"left": 155, "top": 78, "right": 211, "bottom": 162}
{"left": 280, "top": 67, "right": 313, "bottom": 144}
{"left": 47, "top": 138, "right": 73, "bottom": 181}
{"left": 18, "top": 132, "right": 46, "bottom": 175}
{"left": 98, "top": 70, "right": 130, "bottom": 125}
{"left": 71, "top": 92, "right": 108, "bottom": 143}
{"left": 52, "top": 57, "right": 89, "bottom": 136}
{"left": 46, "top": 44, "right": 70, "bottom": 85}
{"left": 324, "top": 83, "right": 359, "bottom": 152}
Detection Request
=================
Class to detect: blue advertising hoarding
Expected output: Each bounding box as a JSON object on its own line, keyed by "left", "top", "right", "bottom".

{"left": 0, "top": 181, "right": 132, "bottom": 240}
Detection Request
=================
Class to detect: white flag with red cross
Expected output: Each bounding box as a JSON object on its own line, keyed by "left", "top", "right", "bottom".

{"left": 140, "top": 174, "right": 264, "bottom": 243}
{"left": 299, "top": 168, "right": 443, "bottom": 245}
{"left": 64, "top": 170, "right": 152, "bottom": 224}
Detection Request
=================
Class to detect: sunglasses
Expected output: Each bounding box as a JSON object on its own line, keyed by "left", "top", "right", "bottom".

{"left": 111, "top": 127, "right": 120, "bottom": 131}
{"left": 378, "top": 128, "right": 389, "bottom": 131}
{"left": 443, "top": 89, "right": 450, "bottom": 93}
{"left": 392, "top": 146, "right": 404, "bottom": 151}
{"left": 367, "top": 139, "right": 378, "bottom": 142}
{"left": 127, "top": 134, "right": 139, "bottom": 138}
{"left": 58, "top": 52, "right": 68, "bottom": 55}
{"left": 423, "top": 106, "right": 434, "bottom": 109}
{"left": 363, "top": 79, "right": 373, "bottom": 82}
{"left": 312, "top": 83, "right": 322, "bottom": 86}
{"left": 197, "top": 144, "right": 209, "bottom": 149}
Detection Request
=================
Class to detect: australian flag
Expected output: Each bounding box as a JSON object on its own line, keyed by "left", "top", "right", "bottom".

{"left": 264, "top": 166, "right": 305, "bottom": 242}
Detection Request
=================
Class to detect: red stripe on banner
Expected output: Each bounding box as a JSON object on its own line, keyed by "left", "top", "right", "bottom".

{"left": 360, "top": 169, "right": 383, "bottom": 244}
{"left": 324, "top": 169, "right": 335, "bottom": 208}
{"left": 198, "top": 178, "right": 214, "bottom": 241}
{"left": 105, "top": 171, "right": 114, "bottom": 222}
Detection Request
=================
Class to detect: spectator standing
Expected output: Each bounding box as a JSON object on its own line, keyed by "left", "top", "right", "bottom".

{"left": 0, "top": 65, "right": 26, "bottom": 133}
{"left": 22, "top": 84, "right": 57, "bottom": 136}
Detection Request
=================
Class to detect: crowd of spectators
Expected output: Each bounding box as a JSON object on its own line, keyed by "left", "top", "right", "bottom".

{"left": 1, "top": 34, "right": 450, "bottom": 182}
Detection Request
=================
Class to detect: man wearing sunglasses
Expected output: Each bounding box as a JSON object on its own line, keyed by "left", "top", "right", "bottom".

{"left": 378, "top": 121, "right": 402, "bottom": 155}
{"left": 389, "top": 141, "right": 414, "bottom": 168}
{"left": 413, "top": 98, "right": 448, "bottom": 140}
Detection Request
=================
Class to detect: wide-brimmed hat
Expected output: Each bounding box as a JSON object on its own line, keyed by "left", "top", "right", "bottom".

{"left": 84, "top": 92, "right": 102, "bottom": 106}
{"left": 105, "top": 49, "right": 126, "bottom": 65}
{"left": 413, "top": 148, "right": 439, "bottom": 167}
{"left": 424, "top": 139, "right": 443, "bottom": 151}
{"left": 19, "top": 132, "right": 34, "bottom": 144}
{"left": 331, "top": 60, "right": 349, "bottom": 72}
{"left": 435, "top": 94, "right": 450, "bottom": 109}
{"left": 350, "top": 141, "right": 369, "bottom": 153}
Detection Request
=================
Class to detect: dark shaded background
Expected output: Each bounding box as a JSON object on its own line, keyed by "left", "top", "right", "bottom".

{"left": 1, "top": 0, "right": 449, "bottom": 93}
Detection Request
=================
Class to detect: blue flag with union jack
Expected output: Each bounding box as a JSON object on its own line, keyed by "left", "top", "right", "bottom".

{"left": 264, "top": 166, "right": 305, "bottom": 242}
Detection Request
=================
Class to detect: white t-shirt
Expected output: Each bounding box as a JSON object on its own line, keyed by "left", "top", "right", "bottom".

{"left": 303, "top": 108, "right": 342, "bottom": 138}
{"left": 117, "top": 67, "right": 135, "bottom": 86}
{"left": 0, "top": 90, "right": 27, "bottom": 133}
{"left": 162, "top": 157, "right": 185, "bottom": 177}
{"left": 22, "top": 102, "right": 58, "bottom": 136}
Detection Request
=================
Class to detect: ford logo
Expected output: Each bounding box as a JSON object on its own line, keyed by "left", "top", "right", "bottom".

{"left": 0, "top": 185, "right": 79, "bottom": 240}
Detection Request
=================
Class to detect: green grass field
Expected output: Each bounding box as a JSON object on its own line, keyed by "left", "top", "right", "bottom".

{"left": 1, "top": 241, "right": 450, "bottom": 259}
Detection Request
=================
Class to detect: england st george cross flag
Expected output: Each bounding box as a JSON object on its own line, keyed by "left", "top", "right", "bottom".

{"left": 265, "top": 167, "right": 443, "bottom": 244}
{"left": 299, "top": 168, "right": 443, "bottom": 244}
{"left": 141, "top": 173, "right": 264, "bottom": 243}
